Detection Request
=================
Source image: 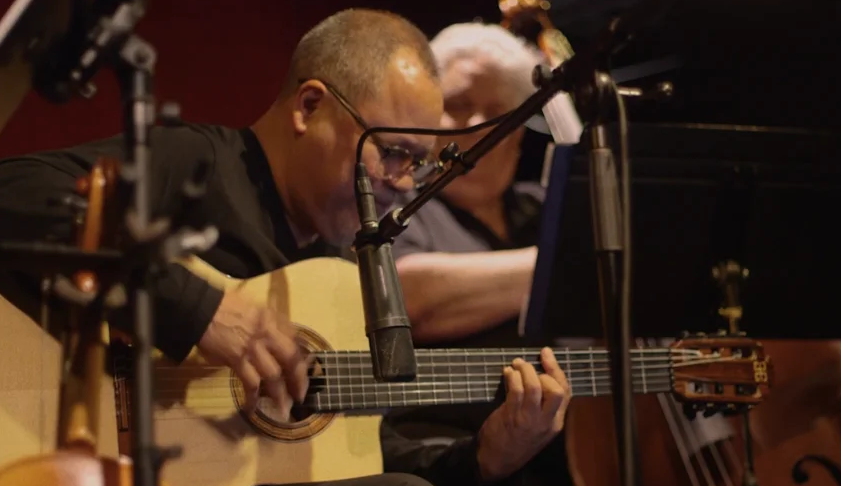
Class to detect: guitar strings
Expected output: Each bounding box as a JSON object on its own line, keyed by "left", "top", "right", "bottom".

{"left": 122, "top": 374, "right": 675, "bottom": 414}
{"left": 115, "top": 377, "right": 678, "bottom": 410}
{"left": 130, "top": 353, "right": 745, "bottom": 376}
{"left": 130, "top": 372, "right": 674, "bottom": 391}
{"left": 138, "top": 346, "right": 711, "bottom": 365}
{"left": 116, "top": 364, "right": 676, "bottom": 393}
{"left": 112, "top": 353, "right": 750, "bottom": 409}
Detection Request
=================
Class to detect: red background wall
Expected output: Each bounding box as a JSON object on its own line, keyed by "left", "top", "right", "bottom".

{"left": 0, "top": 0, "right": 366, "bottom": 156}
{"left": 0, "top": 1, "right": 503, "bottom": 157}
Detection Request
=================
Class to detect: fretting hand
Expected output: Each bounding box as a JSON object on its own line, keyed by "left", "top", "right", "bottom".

{"left": 196, "top": 290, "right": 310, "bottom": 413}
{"left": 476, "top": 347, "right": 571, "bottom": 481}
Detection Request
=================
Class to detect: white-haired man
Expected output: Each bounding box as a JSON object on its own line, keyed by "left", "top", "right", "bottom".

{"left": 378, "top": 22, "right": 575, "bottom": 486}
{"left": 391, "top": 22, "right": 547, "bottom": 347}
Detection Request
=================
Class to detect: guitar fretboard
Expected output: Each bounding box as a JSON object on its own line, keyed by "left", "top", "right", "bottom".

{"left": 305, "top": 347, "right": 675, "bottom": 412}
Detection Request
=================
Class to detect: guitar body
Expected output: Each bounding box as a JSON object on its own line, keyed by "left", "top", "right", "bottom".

{"left": 0, "top": 258, "right": 381, "bottom": 486}
{"left": 149, "top": 256, "right": 383, "bottom": 486}
{"left": 0, "top": 288, "right": 120, "bottom": 466}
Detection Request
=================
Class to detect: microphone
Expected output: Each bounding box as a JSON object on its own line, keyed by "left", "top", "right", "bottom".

{"left": 353, "top": 163, "right": 418, "bottom": 382}
{"left": 538, "top": 28, "right": 584, "bottom": 147}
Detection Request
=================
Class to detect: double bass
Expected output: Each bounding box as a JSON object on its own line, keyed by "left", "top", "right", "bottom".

{"left": 723, "top": 261, "right": 841, "bottom": 486}
{"left": 499, "top": 2, "right": 841, "bottom": 486}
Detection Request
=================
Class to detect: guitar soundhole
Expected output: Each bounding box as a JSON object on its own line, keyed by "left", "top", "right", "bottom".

{"left": 229, "top": 325, "right": 336, "bottom": 442}
{"left": 253, "top": 359, "right": 322, "bottom": 423}
{"left": 290, "top": 403, "right": 314, "bottom": 422}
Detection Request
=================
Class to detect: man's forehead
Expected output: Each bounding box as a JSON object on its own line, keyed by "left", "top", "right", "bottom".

{"left": 360, "top": 88, "right": 441, "bottom": 152}
{"left": 363, "top": 101, "right": 438, "bottom": 143}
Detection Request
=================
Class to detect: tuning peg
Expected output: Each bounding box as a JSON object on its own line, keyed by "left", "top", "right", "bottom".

{"left": 716, "top": 329, "right": 728, "bottom": 336}
{"left": 78, "top": 81, "right": 97, "bottom": 99}
{"left": 438, "top": 142, "right": 461, "bottom": 163}
{"left": 682, "top": 402, "right": 698, "bottom": 420}
{"left": 719, "top": 404, "right": 739, "bottom": 417}
{"left": 695, "top": 332, "right": 707, "bottom": 338}
{"left": 678, "top": 330, "right": 691, "bottom": 339}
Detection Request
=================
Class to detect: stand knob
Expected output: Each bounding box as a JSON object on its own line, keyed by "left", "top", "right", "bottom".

{"left": 79, "top": 81, "right": 97, "bottom": 99}
{"left": 438, "top": 142, "right": 460, "bottom": 163}
{"left": 655, "top": 81, "right": 674, "bottom": 101}
{"left": 48, "top": 194, "right": 88, "bottom": 211}
{"left": 158, "top": 102, "right": 182, "bottom": 126}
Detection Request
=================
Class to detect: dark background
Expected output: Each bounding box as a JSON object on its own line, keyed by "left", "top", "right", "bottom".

{"left": 2, "top": 0, "right": 839, "bottom": 160}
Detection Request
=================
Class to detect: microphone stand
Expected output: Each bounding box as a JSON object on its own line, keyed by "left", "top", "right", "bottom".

{"left": 112, "top": 13, "right": 172, "bottom": 486}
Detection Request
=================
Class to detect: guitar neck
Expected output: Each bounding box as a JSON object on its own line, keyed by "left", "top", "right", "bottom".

{"left": 305, "top": 346, "right": 675, "bottom": 412}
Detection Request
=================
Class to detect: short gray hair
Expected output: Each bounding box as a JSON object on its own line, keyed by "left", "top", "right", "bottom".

{"left": 430, "top": 22, "right": 544, "bottom": 108}
{"left": 283, "top": 9, "right": 438, "bottom": 104}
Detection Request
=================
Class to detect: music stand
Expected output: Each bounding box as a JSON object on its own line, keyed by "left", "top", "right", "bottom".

{"left": 522, "top": 122, "right": 841, "bottom": 340}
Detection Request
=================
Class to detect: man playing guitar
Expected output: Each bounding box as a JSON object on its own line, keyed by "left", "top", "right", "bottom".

{"left": 0, "top": 8, "right": 571, "bottom": 486}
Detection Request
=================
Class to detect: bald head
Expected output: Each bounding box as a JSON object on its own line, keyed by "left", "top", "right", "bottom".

{"left": 283, "top": 9, "right": 439, "bottom": 105}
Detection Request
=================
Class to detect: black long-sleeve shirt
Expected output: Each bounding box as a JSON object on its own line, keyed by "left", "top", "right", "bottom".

{"left": 0, "top": 122, "right": 484, "bottom": 486}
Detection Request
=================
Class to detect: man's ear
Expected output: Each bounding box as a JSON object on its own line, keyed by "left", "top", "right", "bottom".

{"left": 292, "top": 80, "right": 328, "bottom": 135}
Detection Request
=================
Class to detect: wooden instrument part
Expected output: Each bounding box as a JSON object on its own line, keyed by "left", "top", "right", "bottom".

{"left": 0, "top": 453, "right": 133, "bottom": 486}
{"left": 562, "top": 261, "right": 765, "bottom": 486}
{"left": 0, "top": 156, "right": 128, "bottom": 485}
{"left": 714, "top": 261, "right": 841, "bottom": 486}
{"left": 58, "top": 158, "right": 120, "bottom": 452}
{"left": 734, "top": 339, "right": 841, "bottom": 486}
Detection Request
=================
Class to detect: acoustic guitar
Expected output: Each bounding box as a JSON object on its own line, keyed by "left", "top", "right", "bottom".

{"left": 1, "top": 256, "right": 771, "bottom": 486}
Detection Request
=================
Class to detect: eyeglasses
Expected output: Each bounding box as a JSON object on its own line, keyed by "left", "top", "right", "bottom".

{"left": 300, "top": 78, "right": 441, "bottom": 187}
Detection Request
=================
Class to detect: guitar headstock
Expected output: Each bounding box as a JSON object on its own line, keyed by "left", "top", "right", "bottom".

{"left": 669, "top": 331, "right": 772, "bottom": 417}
